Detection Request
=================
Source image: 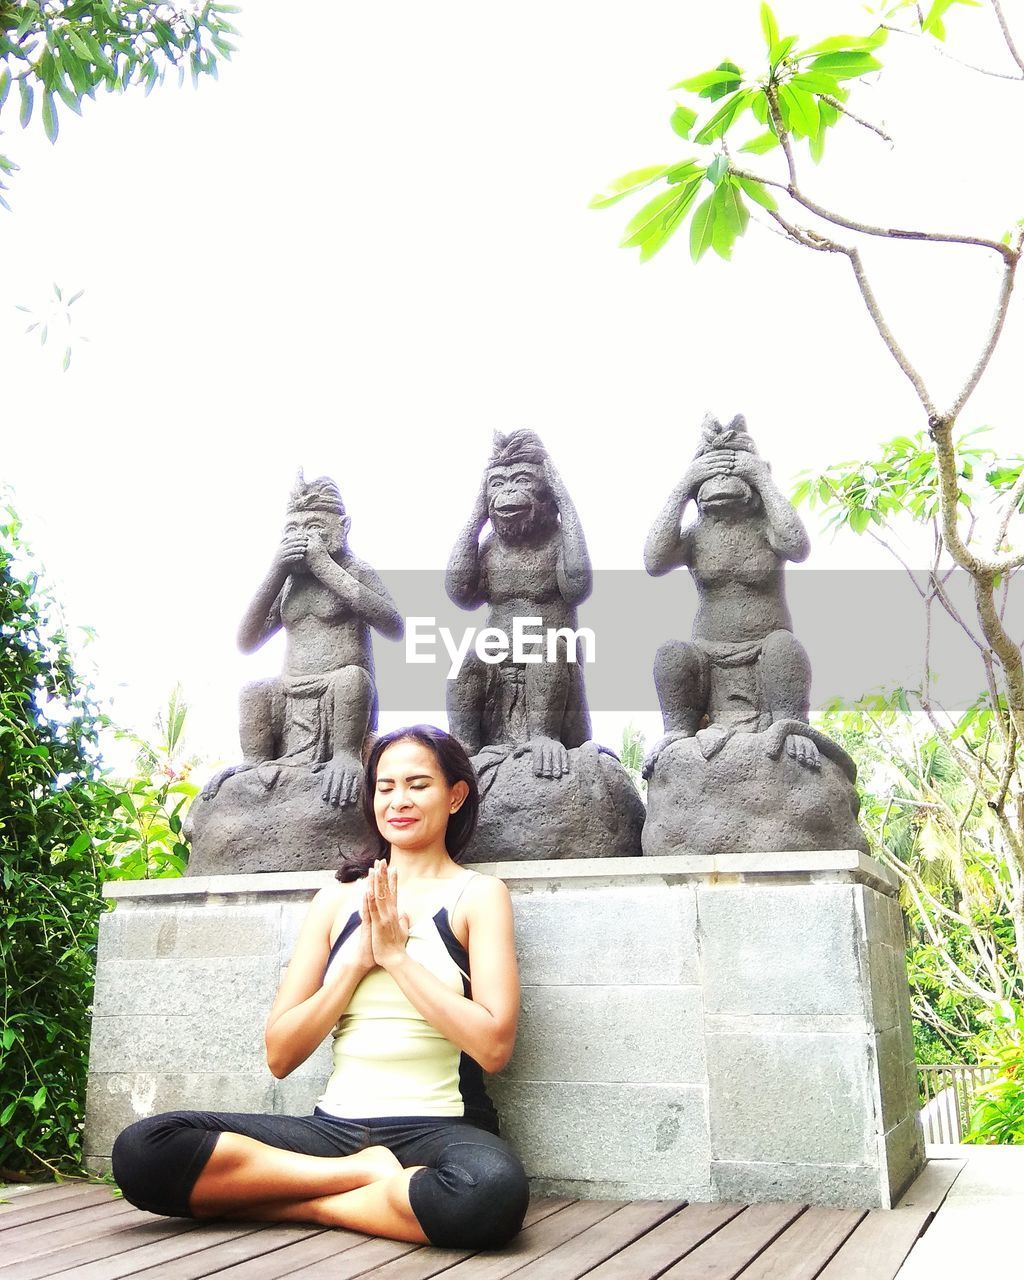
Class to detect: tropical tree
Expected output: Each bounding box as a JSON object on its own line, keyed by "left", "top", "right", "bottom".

{"left": 0, "top": 0, "right": 241, "bottom": 208}
{"left": 594, "top": 0, "right": 1024, "bottom": 1062}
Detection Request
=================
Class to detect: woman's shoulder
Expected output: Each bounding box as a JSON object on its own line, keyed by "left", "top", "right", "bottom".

{"left": 460, "top": 869, "right": 511, "bottom": 910}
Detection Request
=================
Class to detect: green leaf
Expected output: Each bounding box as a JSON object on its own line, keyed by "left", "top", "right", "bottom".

{"left": 62, "top": 346, "right": 71, "bottom": 372}
{"left": 674, "top": 64, "right": 743, "bottom": 98}
{"left": 739, "top": 130, "right": 780, "bottom": 155}
{"left": 621, "top": 185, "right": 685, "bottom": 247}
{"left": 670, "top": 103, "right": 698, "bottom": 139}
{"left": 712, "top": 182, "right": 749, "bottom": 259}
{"left": 798, "top": 30, "right": 887, "bottom": 57}
{"left": 706, "top": 153, "right": 729, "bottom": 185}
{"left": 666, "top": 160, "right": 704, "bottom": 183}
{"left": 41, "top": 93, "right": 58, "bottom": 143}
{"left": 769, "top": 35, "right": 799, "bottom": 65}
{"left": 790, "top": 71, "right": 841, "bottom": 96}
{"left": 0, "top": 68, "right": 10, "bottom": 110}
{"left": 779, "top": 84, "right": 819, "bottom": 137}
{"left": 808, "top": 51, "right": 883, "bottom": 79}
{"left": 735, "top": 175, "right": 778, "bottom": 211}
{"left": 19, "top": 79, "right": 34, "bottom": 129}
{"left": 694, "top": 89, "right": 754, "bottom": 144}
{"left": 690, "top": 193, "right": 717, "bottom": 262}
{"left": 590, "top": 164, "right": 671, "bottom": 209}
{"left": 760, "top": 3, "right": 779, "bottom": 50}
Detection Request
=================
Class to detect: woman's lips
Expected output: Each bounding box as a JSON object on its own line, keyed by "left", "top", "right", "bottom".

{"left": 389, "top": 818, "right": 417, "bottom": 826}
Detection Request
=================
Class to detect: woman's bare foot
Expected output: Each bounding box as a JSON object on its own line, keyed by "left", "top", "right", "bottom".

{"left": 354, "top": 1145, "right": 404, "bottom": 1182}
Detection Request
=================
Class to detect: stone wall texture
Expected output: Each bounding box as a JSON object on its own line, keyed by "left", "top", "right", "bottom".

{"left": 84, "top": 853, "right": 923, "bottom": 1208}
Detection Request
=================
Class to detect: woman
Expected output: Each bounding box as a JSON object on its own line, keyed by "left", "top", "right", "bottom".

{"left": 112, "top": 725, "right": 529, "bottom": 1250}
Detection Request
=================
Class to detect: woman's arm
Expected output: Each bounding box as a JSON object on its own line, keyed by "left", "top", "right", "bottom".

{"left": 366, "top": 864, "right": 520, "bottom": 1074}
{"left": 263, "top": 882, "right": 375, "bottom": 1079}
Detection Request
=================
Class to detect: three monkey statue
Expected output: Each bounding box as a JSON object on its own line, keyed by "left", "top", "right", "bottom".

{"left": 186, "top": 418, "right": 866, "bottom": 874}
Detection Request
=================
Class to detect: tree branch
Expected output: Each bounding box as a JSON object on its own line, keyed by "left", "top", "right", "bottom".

{"left": 820, "top": 94, "right": 893, "bottom": 144}
{"left": 992, "top": 467, "right": 1024, "bottom": 554}
{"left": 990, "top": 0, "right": 1024, "bottom": 76}
{"left": 845, "top": 246, "right": 939, "bottom": 416}
{"left": 883, "top": 19, "right": 1024, "bottom": 80}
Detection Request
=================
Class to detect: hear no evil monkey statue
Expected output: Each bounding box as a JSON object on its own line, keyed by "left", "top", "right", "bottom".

{"left": 641, "top": 415, "right": 867, "bottom": 856}
{"left": 445, "top": 430, "right": 644, "bottom": 860}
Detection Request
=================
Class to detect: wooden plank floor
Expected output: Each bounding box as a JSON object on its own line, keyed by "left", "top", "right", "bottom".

{"left": 0, "top": 1162, "right": 964, "bottom": 1280}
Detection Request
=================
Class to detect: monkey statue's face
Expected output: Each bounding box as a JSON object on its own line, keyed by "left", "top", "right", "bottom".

{"left": 486, "top": 462, "right": 557, "bottom": 543}
{"left": 284, "top": 508, "right": 350, "bottom": 558}
{"left": 696, "top": 474, "right": 759, "bottom": 516}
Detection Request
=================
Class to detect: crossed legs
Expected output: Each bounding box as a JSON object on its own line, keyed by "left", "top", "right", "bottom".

{"left": 186, "top": 1131, "right": 428, "bottom": 1242}
{"left": 111, "top": 1109, "right": 529, "bottom": 1249}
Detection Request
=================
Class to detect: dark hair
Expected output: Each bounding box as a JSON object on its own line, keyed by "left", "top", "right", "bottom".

{"left": 335, "top": 724, "right": 479, "bottom": 882}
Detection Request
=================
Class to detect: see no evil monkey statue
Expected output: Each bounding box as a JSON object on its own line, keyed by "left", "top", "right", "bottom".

{"left": 641, "top": 415, "right": 867, "bottom": 856}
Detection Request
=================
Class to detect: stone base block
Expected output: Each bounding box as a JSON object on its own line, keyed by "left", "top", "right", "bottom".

{"left": 86, "top": 852, "right": 922, "bottom": 1209}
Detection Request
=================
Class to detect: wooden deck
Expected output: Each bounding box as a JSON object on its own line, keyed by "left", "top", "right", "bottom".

{"left": 0, "top": 1162, "right": 964, "bottom": 1280}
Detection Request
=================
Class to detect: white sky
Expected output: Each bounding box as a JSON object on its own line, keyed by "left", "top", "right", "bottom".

{"left": 2, "top": 0, "right": 1023, "bottom": 769}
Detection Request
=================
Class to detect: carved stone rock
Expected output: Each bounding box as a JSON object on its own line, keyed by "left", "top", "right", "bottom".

{"left": 186, "top": 766, "right": 371, "bottom": 875}
{"left": 642, "top": 732, "right": 868, "bottom": 857}
{"left": 641, "top": 414, "right": 864, "bottom": 855}
{"left": 466, "top": 743, "right": 646, "bottom": 862}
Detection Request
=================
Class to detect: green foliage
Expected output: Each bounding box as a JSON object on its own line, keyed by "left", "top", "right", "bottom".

{"left": 619, "top": 722, "right": 647, "bottom": 796}
{"left": 817, "top": 691, "right": 1021, "bottom": 1061}
{"left": 590, "top": 0, "right": 975, "bottom": 262}
{"left": 0, "top": 1, "right": 241, "bottom": 208}
{"left": 0, "top": 499, "right": 109, "bottom": 1176}
{"left": 964, "top": 1004, "right": 1024, "bottom": 1144}
{"left": 0, "top": 501, "right": 192, "bottom": 1176}
{"left": 791, "top": 428, "right": 1023, "bottom": 534}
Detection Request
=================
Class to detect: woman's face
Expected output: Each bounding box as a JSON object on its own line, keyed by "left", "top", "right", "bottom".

{"left": 373, "top": 738, "right": 468, "bottom": 854}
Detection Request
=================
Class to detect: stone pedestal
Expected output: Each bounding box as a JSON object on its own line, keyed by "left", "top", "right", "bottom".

{"left": 84, "top": 852, "right": 923, "bottom": 1208}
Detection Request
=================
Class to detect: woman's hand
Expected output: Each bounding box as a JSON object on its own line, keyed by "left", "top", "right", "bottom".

{"left": 353, "top": 885, "right": 378, "bottom": 977}
{"left": 365, "top": 859, "right": 411, "bottom": 970}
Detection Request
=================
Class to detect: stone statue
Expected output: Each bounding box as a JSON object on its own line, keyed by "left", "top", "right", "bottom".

{"left": 185, "top": 473, "right": 403, "bottom": 874}
{"left": 641, "top": 415, "right": 866, "bottom": 856}
{"left": 445, "top": 430, "right": 644, "bottom": 860}
{"left": 446, "top": 429, "right": 592, "bottom": 776}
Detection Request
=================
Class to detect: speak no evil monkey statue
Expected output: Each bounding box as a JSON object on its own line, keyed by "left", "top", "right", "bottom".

{"left": 185, "top": 474, "right": 402, "bottom": 874}
{"left": 445, "top": 430, "right": 645, "bottom": 860}
{"left": 641, "top": 415, "right": 867, "bottom": 856}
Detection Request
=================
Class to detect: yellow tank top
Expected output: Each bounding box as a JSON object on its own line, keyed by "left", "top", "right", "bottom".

{"left": 315, "top": 869, "right": 497, "bottom": 1128}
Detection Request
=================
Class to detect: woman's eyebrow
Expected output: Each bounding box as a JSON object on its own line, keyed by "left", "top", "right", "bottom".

{"left": 377, "top": 773, "right": 435, "bottom": 784}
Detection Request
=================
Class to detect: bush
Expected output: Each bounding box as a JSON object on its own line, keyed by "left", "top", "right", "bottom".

{"left": 0, "top": 501, "right": 109, "bottom": 1178}
{"left": 0, "top": 502, "right": 195, "bottom": 1179}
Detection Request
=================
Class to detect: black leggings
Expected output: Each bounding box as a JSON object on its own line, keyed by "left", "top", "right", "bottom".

{"left": 111, "top": 1108, "right": 529, "bottom": 1250}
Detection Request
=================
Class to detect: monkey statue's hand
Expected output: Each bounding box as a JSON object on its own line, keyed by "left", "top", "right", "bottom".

{"left": 530, "top": 735, "right": 570, "bottom": 780}
{"left": 542, "top": 457, "right": 568, "bottom": 510}
{"left": 470, "top": 472, "right": 491, "bottom": 530}
{"left": 679, "top": 452, "right": 732, "bottom": 500}
{"left": 273, "top": 532, "right": 308, "bottom": 575}
{"left": 724, "top": 449, "right": 770, "bottom": 490}
{"left": 302, "top": 529, "right": 335, "bottom": 580}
